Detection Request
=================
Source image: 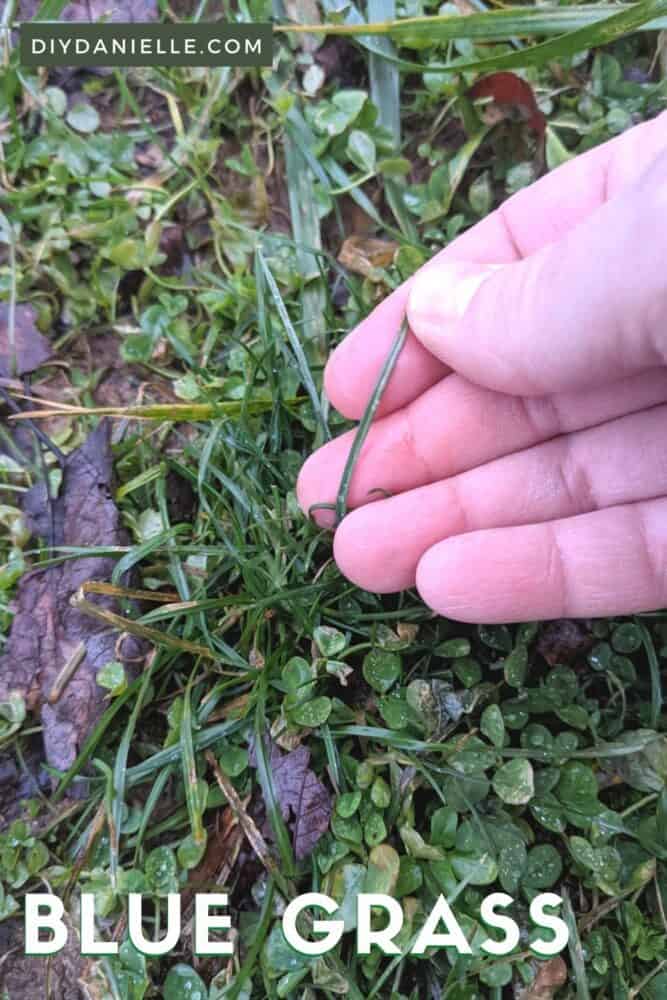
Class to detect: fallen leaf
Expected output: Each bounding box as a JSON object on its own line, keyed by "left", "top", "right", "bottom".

{"left": 469, "top": 72, "right": 546, "bottom": 136}
{"left": 65, "top": 330, "right": 176, "bottom": 413}
{"left": 0, "top": 915, "right": 83, "bottom": 1000}
{"left": 207, "top": 753, "right": 279, "bottom": 879}
{"left": 187, "top": 805, "right": 242, "bottom": 897}
{"left": 515, "top": 956, "right": 568, "bottom": 999}
{"left": 338, "top": 236, "right": 399, "bottom": 279}
{"left": 253, "top": 743, "right": 332, "bottom": 859}
{"left": 135, "top": 142, "right": 165, "bottom": 170}
{"left": 537, "top": 620, "right": 593, "bottom": 665}
{"left": 0, "top": 422, "right": 145, "bottom": 774}
{"left": 397, "top": 622, "right": 419, "bottom": 643}
{"left": 0, "top": 303, "right": 53, "bottom": 378}
{"left": 159, "top": 224, "right": 185, "bottom": 271}
{"left": 18, "top": 0, "right": 157, "bottom": 21}
{"left": 274, "top": 745, "right": 332, "bottom": 859}
{"left": 0, "top": 745, "right": 50, "bottom": 827}
{"left": 313, "top": 38, "right": 346, "bottom": 82}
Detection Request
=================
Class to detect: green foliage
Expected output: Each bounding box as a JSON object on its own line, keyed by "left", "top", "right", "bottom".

{"left": 1, "top": 3, "right": 667, "bottom": 999}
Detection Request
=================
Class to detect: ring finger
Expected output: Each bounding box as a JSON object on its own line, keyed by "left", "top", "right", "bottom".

{"left": 331, "top": 402, "right": 667, "bottom": 593}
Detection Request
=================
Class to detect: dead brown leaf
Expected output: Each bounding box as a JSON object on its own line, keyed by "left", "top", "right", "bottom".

{"left": 0, "top": 916, "right": 84, "bottom": 1000}
{"left": 18, "top": 0, "right": 157, "bottom": 21}
{"left": 135, "top": 142, "right": 165, "bottom": 170}
{"left": 0, "top": 744, "right": 50, "bottom": 827}
{"left": 338, "top": 236, "right": 399, "bottom": 279}
{"left": 207, "top": 752, "right": 279, "bottom": 879}
{"left": 0, "top": 303, "right": 53, "bottom": 378}
{"left": 537, "top": 620, "right": 593, "bottom": 666}
{"left": 188, "top": 805, "right": 242, "bottom": 891}
{"left": 469, "top": 73, "right": 547, "bottom": 137}
{"left": 515, "top": 957, "right": 568, "bottom": 1000}
{"left": 255, "top": 743, "right": 332, "bottom": 860}
{"left": 182, "top": 804, "right": 243, "bottom": 935}
{"left": 0, "top": 421, "right": 145, "bottom": 774}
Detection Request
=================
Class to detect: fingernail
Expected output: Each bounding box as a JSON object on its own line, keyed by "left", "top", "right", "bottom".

{"left": 407, "top": 259, "right": 497, "bottom": 342}
{"left": 296, "top": 453, "right": 338, "bottom": 530}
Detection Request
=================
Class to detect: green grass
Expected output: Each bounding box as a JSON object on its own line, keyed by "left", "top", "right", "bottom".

{"left": 1, "top": 2, "right": 667, "bottom": 998}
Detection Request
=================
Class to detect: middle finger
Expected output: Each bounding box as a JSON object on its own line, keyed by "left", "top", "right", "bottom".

{"left": 330, "top": 400, "right": 667, "bottom": 592}
{"left": 298, "top": 368, "right": 667, "bottom": 525}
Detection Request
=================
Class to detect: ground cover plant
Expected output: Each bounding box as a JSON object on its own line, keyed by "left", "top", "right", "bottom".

{"left": 1, "top": 0, "right": 667, "bottom": 996}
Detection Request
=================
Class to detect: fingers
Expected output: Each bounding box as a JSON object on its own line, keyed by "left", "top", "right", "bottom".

{"left": 415, "top": 499, "right": 667, "bottom": 623}
{"left": 297, "top": 368, "right": 667, "bottom": 524}
{"left": 324, "top": 285, "right": 449, "bottom": 422}
{"left": 407, "top": 130, "right": 667, "bottom": 396}
{"left": 325, "top": 202, "right": 523, "bottom": 420}
{"left": 331, "top": 402, "right": 667, "bottom": 593}
{"left": 327, "top": 112, "right": 667, "bottom": 419}
{"left": 473, "top": 108, "right": 667, "bottom": 257}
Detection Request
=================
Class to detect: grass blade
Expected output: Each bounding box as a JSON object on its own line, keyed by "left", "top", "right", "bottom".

{"left": 34, "top": 0, "right": 69, "bottom": 17}
{"left": 280, "top": 0, "right": 667, "bottom": 75}
{"left": 284, "top": 114, "right": 329, "bottom": 358}
{"left": 181, "top": 672, "right": 207, "bottom": 851}
{"left": 133, "top": 765, "right": 174, "bottom": 865}
{"left": 254, "top": 669, "right": 296, "bottom": 878}
{"left": 9, "top": 398, "right": 298, "bottom": 421}
{"left": 368, "top": 0, "right": 400, "bottom": 143}
{"left": 110, "top": 653, "right": 158, "bottom": 887}
{"left": 335, "top": 316, "right": 409, "bottom": 522}
{"left": 280, "top": 2, "right": 667, "bottom": 42}
{"left": 54, "top": 675, "right": 149, "bottom": 802}
{"left": 637, "top": 618, "right": 664, "bottom": 729}
{"left": 126, "top": 719, "right": 243, "bottom": 787}
{"left": 72, "top": 585, "right": 227, "bottom": 662}
{"left": 563, "top": 890, "right": 592, "bottom": 1000}
{"left": 257, "top": 247, "right": 330, "bottom": 439}
{"left": 366, "top": 0, "right": 418, "bottom": 241}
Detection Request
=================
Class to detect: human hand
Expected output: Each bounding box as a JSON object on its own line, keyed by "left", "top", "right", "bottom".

{"left": 298, "top": 112, "right": 667, "bottom": 623}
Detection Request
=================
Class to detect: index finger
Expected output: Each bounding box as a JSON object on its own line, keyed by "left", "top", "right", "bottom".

{"left": 328, "top": 112, "right": 667, "bottom": 421}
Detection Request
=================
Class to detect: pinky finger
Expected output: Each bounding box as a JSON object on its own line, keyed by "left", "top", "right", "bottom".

{"left": 415, "top": 498, "right": 667, "bottom": 623}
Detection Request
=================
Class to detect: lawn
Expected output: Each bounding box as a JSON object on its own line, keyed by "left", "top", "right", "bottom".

{"left": 1, "top": 1, "right": 667, "bottom": 997}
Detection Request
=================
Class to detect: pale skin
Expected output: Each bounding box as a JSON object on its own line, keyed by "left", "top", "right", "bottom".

{"left": 297, "top": 111, "right": 667, "bottom": 624}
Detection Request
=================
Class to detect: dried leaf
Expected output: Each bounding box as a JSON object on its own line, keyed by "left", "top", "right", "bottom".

{"left": 469, "top": 71, "right": 546, "bottom": 136}
{"left": 259, "top": 744, "right": 332, "bottom": 859}
{"left": 135, "top": 143, "right": 165, "bottom": 170}
{"left": 0, "top": 745, "right": 50, "bottom": 827}
{"left": 0, "top": 303, "right": 52, "bottom": 378}
{"left": 189, "top": 805, "right": 242, "bottom": 889}
{"left": 537, "top": 619, "right": 593, "bottom": 666}
{"left": 0, "top": 422, "right": 145, "bottom": 774}
{"left": 207, "top": 753, "right": 278, "bottom": 878}
{"left": 0, "top": 916, "right": 83, "bottom": 1000}
{"left": 18, "top": 0, "right": 157, "bottom": 21}
{"left": 515, "top": 956, "right": 568, "bottom": 999}
{"left": 338, "top": 236, "right": 399, "bottom": 279}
